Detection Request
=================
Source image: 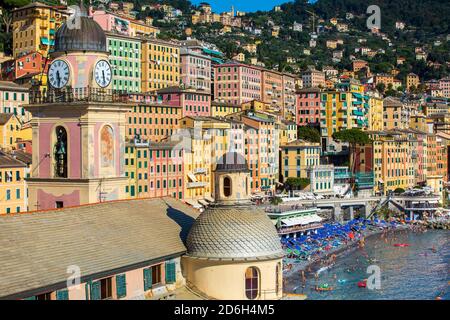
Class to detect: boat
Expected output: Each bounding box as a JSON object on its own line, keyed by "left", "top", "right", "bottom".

{"left": 315, "top": 283, "right": 333, "bottom": 292}
{"left": 393, "top": 243, "right": 410, "bottom": 247}
{"left": 337, "top": 279, "right": 347, "bottom": 284}
{"left": 357, "top": 280, "right": 367, "bottom": 288}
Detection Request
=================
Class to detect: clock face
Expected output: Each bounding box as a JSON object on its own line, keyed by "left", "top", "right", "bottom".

{"left": 48, "top": 60, "right": 70, "bottom": 89}
{"left": 94, "top": 60, "right": 112, "bottom": 88}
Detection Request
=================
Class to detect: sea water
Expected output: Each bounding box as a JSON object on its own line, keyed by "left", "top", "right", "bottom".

{"left": 285, "top": 229, "right": 449, "bottom": 300}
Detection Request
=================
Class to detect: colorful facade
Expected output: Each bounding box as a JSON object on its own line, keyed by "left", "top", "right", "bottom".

{"left": 0, "top": 81, "right": 30, "bottom": 123}
{"left": 106, "top": 33, "right": 142, "bottom": 93}
{"left": 158, "top": 87, "right": 211, "bottom": 117}
{"left": 141, "top": 39, "right": 180, "bottom": 92}
{"left": 12, "top": 2, "right": 68, "bottom": 58}
{"left": 127, "top": 103, "right": 182, "bottom": 142}
{"left": 280, "top": 140, "right": 321, "bottom": 181}
{"left": 0, "top": 151, "right": 28, "bottom": 214}
{"left": 296, "top": 87, "right": 321, "bottom": 126}
{"left": 214, "top": 63, "right": 262, "bottom": 106}
{"left": 180, "top": 48, "right": 211, "bottom": 93}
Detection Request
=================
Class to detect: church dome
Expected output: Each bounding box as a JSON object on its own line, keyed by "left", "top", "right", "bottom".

{"left": 215, "top": 152, "right": 249, "bottom": 173}
{"left": 54, "top": 16, "right": 107, "bottom": 53}
{"left": 186, "top": 206, "right": 283, "bottom": 261}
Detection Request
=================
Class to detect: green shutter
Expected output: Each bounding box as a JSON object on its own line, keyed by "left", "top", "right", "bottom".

{"left": 24, "top": 296, "right": 36, "bottom": 300}
{"left": 143, "top": 268, "right": 152, "bottom": 291}
{"left": 90, "top": 281, "right": 101, "bottom": 300}
{"left": 116, "top": 274, "right": 127, "bottom": 299}
{"left": 165, "top": 261, "right": 176, "bottom": 284}
{"left": 56, "top": 289, "right": 69, "bottom": 300}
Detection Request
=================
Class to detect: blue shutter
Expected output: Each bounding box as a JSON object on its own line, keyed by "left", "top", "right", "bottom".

{"left": 143, "top": 267, "right": 152, "bottom": 291}
{"left": 90, "top": 281, "right": 101, "bottom": 300}
{"left": 165, "top": 261, "right": 176, "bottom": 284}
{"left": 56, "top": 289, "right": 69, "bottom": 300}
{"left": 116, "top": 274, "right": 127, "bottom": 299}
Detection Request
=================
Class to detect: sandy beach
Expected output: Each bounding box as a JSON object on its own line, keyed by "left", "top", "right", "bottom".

{"left": 283, "top": 223, "right": 411, "bottom": 278}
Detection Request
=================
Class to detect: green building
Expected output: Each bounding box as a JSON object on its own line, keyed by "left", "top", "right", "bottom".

{"left": 106, "top": 32, "right": 142, "bottom": 93}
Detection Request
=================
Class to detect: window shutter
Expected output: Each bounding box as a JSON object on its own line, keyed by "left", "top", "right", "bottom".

{"left": 143, "top": 268, "right": 152, "bottom": 291}
{"left": 90, "top": 281, "right": 101, "bottom": 300}
{"left": 24, "top": 296, "right": 36, "bottom": 300}
{"left": 56, "top": 289, "right": 69, "bottom": 300}
{"left": 165, "top": 261, "right": 176, "bottom": 284}
{"left": 116, "top": 274, "right": 127, "bottom": 299}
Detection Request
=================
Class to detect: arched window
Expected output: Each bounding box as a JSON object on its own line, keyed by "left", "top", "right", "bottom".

{"left": 100, "top": 125, "right": 114, "bottom": 168}
{"left": 245, "top": 267, "right": 259, "bottom": 300}
{"left": 276, "top": 262, "right": 281, "bottom": 294}
{"left": 223, "top": 176, "right": 231, "bottom": 197}
{"left": 54, "top": 126, "right": 68, "bottom": 178}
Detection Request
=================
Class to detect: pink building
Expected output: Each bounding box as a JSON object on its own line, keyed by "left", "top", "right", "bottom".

{"left": 439, "top": 77, "right": 450, "bottom": 98}
{"left": 0, "top": 197, "right": 198, "bottom": 300}
{"left": 148, "top": 141, "right": 184, "bottom": 200}
{"left": 180, "top": 48, "right": 211, "bottom": 93}
{"left": 296, "top": 87, "right": 322, "bottom": 126}
{"left": 214, "top": 63, "right": 262, "bottom": 106}
{"left": 157, "top": 86, "right": 211, "bottom": 117}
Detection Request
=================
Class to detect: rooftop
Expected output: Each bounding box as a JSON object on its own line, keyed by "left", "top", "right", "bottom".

{"left": 0, "top": 197, "right": 199, "bottom": 299}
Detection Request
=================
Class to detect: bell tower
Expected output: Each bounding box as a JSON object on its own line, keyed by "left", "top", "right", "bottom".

{"left": 25, "top": 8, "right": 129, "bottom": 211}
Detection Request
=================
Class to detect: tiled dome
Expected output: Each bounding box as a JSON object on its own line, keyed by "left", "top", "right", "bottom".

{"left": 54, "top": 16, "right": 107, "bottom": 53}
{"left": 215, "top": 152, "right": 249, "bottom": 173}
{"left": 186, "top": 206, "right": 283, "bottom": 261}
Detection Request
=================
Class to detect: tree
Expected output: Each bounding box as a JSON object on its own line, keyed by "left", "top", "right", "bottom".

{"left": 0, "top": 9, "right": 13, "bottom": 34}
{"left": 297, "top": 125, "right": 321, "bottom": 143}
{"left": 285, "top": 177, "right": 310, "bottom": 190}
{"left": 376, "top": 83, "right": 386, "bottom": 93}
{"left": 332, "top": 129, "right": 371, "bottom": 190}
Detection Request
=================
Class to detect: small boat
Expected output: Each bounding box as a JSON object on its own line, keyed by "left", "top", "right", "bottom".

{"left": 337, "top": 279, "right": 347, "bottom": 284}
{"left": 393, "top": 243, "right": 410, "bottom": 247}
{"left": 315, "top": 284, "right": 333, "bottom": 292}
{"left": 357, "top": 280, "right": 367, "bottom": 288}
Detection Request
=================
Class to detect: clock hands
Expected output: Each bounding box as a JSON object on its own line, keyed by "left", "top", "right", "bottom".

{"left": 56, "top": 70, "right": 61, "bottom": 87}
{"left": 102, "top": 70, "right": 106, "bottom": 85}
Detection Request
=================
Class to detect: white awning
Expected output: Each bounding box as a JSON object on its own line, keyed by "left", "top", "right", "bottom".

{"left": 428, "top": 200, "right": 439, "bottom": 204}
{"left": 204, "top": 195, "right": 215, "bottom": 203}
{"left": 185, "top": 199, "right": 203, "bottom": 209}
{"left": 198, "top": 199, "right": 209, "bottom": 206}
{"left": 187, "top": 173, "right": 197, "bottom": 182}
{"left": 281, "top": 214, "right": 322, "bottom": 227}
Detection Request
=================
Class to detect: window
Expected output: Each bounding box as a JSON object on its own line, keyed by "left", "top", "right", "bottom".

{"left": 223, "top": 176, "right": 232, "bottom": 197}
{"left": 55, "top": 201, "right": 64, "bottom": 208}
{"left": 35, "top": 292, "right": 52, "bottom": 300}
{"left": 245, "top": 267, "right": 259, "bottom": 300}
{"left": 100, "top": 277, "right": 113, "bottom": 299}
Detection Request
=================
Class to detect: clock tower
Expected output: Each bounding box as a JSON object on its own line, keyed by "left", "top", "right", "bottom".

{"left": 25, "top": 6, "right": 129, "bottom": 211}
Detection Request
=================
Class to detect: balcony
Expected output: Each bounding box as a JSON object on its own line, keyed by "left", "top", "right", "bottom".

{"left": 187, "top": 181, "right": 208, "bottom": 188}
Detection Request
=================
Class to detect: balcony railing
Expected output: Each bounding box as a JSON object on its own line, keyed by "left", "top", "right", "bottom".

{"left": 29, "top": 87, "right": 131, "bottom": 104}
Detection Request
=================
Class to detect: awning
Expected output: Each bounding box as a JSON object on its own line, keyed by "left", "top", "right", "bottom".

{"left": 187, "top": 173, "right": 197, "bottom": 182}
{"left": 378, "top": 179, "right": 384, "bottom": 183}
{"left": 428, "top": 200, "right": 439, "bottom": 204}
{"left": 204, "top": 195, "right": 215, "bottom": 203}
{"left": 185, "top": 199, "right": 203, "bottom": 209}
{"left": 198, "top": 199, "right": 209, "bottom": 206}
{"left": 281, "top": 214, "right": 322, "bottom": 227}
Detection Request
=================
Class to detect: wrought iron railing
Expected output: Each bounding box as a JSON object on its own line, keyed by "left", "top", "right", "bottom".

{"left": 29, "top": 87, "right": 132, "bottom": 104}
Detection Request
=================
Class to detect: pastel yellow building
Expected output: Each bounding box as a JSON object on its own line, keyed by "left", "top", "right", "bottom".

{"left": 368, "top": 93, "right": 384, "bottom": 131}
{"left": 12, "top": 2, "right": 68, "bottom": 58}
{"left": 279, "top": 121, "right": 297, "bottom": 145}
{"left": 141, "top": 39, "right": 180, "bottom": 92}
{"left": 0, "top": 114, "right": 22, "bottom": 151}
{"left": 0, "top": 151, "right": 28, "bottom": 214}
{"left": 280, "top": 140, "right": 321, "bottom": 181}
{"left": 211, "top": 102, "right": 241, "bottom": 117}
{"left": 406, "top": 73, "right": 420, "bottom": 91}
